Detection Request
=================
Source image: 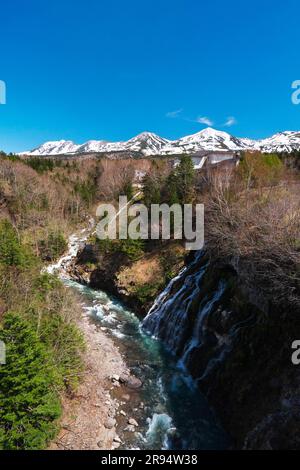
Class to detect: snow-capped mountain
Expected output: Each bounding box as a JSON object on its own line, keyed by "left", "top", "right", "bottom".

{"left": 256, "top": 131, "right": 300, "bottom": 153}
{"left": 174, "top": 128, "right": 254, "bottom": 153}
{"left": 123, "top": 132, "right": 171, "bottom": 155}
{"left": 19, "top": 128, "right": 300, "bottom": 157}
{"left": 76, "top": 140, "right": 109, "bottom": 153}
{"left": 25, "top": 140, "right": 80, "bottom": 156}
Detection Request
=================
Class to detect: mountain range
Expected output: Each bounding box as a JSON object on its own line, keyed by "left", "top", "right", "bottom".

{"left": 19, "top": 128, "right": 300, "bottom": 157}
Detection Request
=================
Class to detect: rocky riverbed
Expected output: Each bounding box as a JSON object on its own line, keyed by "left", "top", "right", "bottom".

{"left": 49, "top": 303, "right": 144, "bottom": 450}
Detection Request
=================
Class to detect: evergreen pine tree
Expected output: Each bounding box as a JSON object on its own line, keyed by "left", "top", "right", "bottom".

{"left": 0, "top": 313, "right": 61, "bottom": 450}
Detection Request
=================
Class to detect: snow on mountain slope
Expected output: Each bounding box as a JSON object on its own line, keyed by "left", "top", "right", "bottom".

{"left": 175, "top": 128, "right": 253, "bottom": 152}
{"left": 258, "top": 131, "right": 300, "bottom": 153}
{"left": 238, "top": 137, "right": 259, "bottom": 150}
{"left": 123, "top": 132, "right": 172, "bottom": 155}
{"left": 19, "top": 129, "right": 300, "bottom": 157}
{"left": 20, "top": 140, "right": 80, "bottom": 156}
{"left": 76, "top": 140, "right": 109, "bottom": 153}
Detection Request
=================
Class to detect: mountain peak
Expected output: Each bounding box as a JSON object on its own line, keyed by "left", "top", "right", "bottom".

{"left": 198, "top": 127, "right": 233, "bottom": 138}
{"left": 199, "top": 127, "right": 221, "bottom": 134}
{"left": 19, "top": 129, "right": 300, "bottom": 157}
{"left": 135, "top": 131, "right": 157, "bottom": 138}
{"left": 128, "top": 131, "right": 168, "bottom": 142}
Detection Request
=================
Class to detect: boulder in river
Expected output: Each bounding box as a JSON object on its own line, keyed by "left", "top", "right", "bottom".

{"left": 124, "top": 376, "right": 143, "bottom": 389}
{"left": 124, "top": 425, "right": 136, "bottom": 433}
{"left": 128, "top": 418, "right": 139, "bottom": 427}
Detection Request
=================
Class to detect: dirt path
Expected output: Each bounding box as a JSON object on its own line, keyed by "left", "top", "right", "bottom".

{"left": 49, "top": 308, "right": 131, "bottom": 450}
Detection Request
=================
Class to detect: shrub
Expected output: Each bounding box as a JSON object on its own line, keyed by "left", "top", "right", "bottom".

{"left": 26, "top": 158, "right": 55, "bottom": 173}
{"left": 133, "top": 282, "right": 163, "bottom": 304}
{"left": 174, "top": 154, "right": 196, "bottom": 204}
{"left": 96, "top": 236, "right": 144, "bottom": 260}
{"left": 96, "top": 237, "right": 118, "bottom": 254}
{"left": 142, "top": 174, "right": 163, "bottom": 207}
{"left": 0, "top": 220, "right": 31, "bottom": 267}
{"left": 205, "top": 177, "right": 300, "bottom": 307}
{"left": 142, "top": 154, "right": 195, "bottom": 207}
{"left": 31, "top": 273, "right": 85, "bottom": 388}
{"left": 73, "top": 174, "right": 97, "bottom": 205}
{"left": 238, "top": 152, "right": 283, "bottom": 189}
{"left": 120, "top": 180, "right": 134, "bottom": 200}
{"left": 38, "top": 231, "right": 67, "bottom": 261}
{"left": 119, "top": 237, "right": 145, "bottom": 260}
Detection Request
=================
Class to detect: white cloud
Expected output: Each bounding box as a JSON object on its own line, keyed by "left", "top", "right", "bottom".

{"left": 166, "top": 108, "right": 183, "bottom": 118}
{"left": 166, "top": 111, "right": 236, "bottom": 129}
{"left": 224, "top": 116, "right": 237, "bottom": 127}
{"left": 195, "top": 116, "right": 214, "bottom": 126}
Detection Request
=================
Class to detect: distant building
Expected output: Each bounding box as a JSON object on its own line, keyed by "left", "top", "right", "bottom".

{"left": 174, "top": 151, "right": 240, "bottom": 170}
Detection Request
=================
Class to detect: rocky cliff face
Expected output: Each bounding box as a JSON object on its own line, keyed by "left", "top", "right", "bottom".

{"left": 142, "top": 252, "right": 300, "bottom": 449}
{"left": 67, "top": 240, "right": 185, "bottom": 316}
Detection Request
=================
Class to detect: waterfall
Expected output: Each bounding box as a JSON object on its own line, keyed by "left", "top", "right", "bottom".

{"left": 142, "top": 250, "right": 258, "bottom": 384}
{"left": 180, "top": 279, "right": 226, "bottom": 368}
{"left": 142, "top": 251, "right": 208, "bottom": 356}
{"left": 142, "top": 251, "right": 234, "bottom": 381}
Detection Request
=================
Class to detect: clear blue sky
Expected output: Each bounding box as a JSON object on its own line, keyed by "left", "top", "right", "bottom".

{"left": 1, "top": 0, "right": 300, "bottom": 152}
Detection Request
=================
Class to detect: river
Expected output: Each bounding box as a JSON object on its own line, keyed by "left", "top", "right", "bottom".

{"left": 47, "top": 229, "right": 228, "bottom": 450}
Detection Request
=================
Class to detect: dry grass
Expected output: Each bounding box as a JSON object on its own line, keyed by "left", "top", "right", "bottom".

{"left": 117, "top": 255, "right": 164, "bottom": 294}
{"left": 204, "top": 170, "right": 300, "bottom": 307}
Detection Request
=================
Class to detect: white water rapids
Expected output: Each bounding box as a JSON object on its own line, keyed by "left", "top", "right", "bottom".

{"left": 46, "top": 228, "right": 228, "bottom": 450}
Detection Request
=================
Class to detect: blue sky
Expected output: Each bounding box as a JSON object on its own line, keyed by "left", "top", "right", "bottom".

{"left": 1, "top": 0, "right": 300, "bottom": 152}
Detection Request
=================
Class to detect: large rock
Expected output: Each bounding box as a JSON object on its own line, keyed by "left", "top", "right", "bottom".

{"left": 110, "top": 374, "right": 120, "bottom": 382}
{"left": 124, "top": 376, "right": 143, "bottom": 389}
{"left": 124, "top": 425, "right": 136, "bottom": 433}
{"left": 128, "top": 418, "right": 139, "bottom": 427}
{"left": 104, "top": 417, "right": 116, "bottom": 429}
{"left": 77, "top": 244, "right": 99, "bottom": 264}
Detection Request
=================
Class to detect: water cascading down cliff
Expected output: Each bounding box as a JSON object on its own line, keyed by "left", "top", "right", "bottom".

{"left": 142, "top": 249, "right": 300, "bottom": 450}
{"left": 142, "top": 251, "right": 249, "bottom": 382}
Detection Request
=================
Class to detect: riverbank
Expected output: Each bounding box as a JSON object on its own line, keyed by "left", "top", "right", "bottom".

{"left": 49, "top": 302, "right": 133, "bottom": 450}
{"left": 46, "top": 230, "right": 149, "bottom": 451}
